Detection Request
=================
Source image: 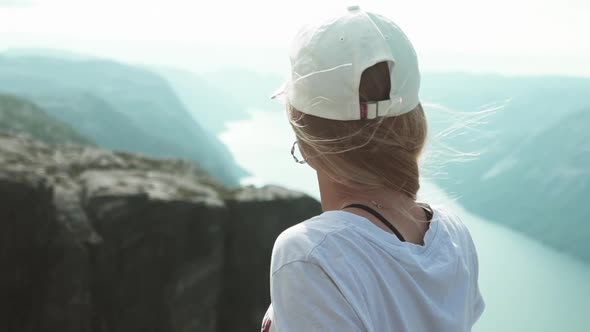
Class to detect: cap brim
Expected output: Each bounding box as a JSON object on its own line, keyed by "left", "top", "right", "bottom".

{"left": 270, "top": 81, "right": 288, "bottom": 101}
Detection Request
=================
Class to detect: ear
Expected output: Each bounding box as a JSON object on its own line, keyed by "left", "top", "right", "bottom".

{"left": 298, "top": 145, "right": 319, "bottom": 171}
{"left": 306, "top": 157, "right": 319, "bottom": 171}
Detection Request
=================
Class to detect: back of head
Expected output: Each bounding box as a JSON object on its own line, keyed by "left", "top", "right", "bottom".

{"left": 289, "top": 62, "right": 427, "bottom": 200}
{"left": 275, "top": 6, "right": 427, "bottom": 200}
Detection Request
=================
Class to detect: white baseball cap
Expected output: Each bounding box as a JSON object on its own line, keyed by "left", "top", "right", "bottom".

{"left": 272, "top": 5, "right": 421, "bottom": 121}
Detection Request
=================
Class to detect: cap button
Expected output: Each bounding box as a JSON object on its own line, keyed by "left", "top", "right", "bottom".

{"left": 347, "top": 5, "right": 361, "bottom": 12}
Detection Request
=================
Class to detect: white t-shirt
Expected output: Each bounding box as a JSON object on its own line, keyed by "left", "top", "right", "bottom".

{"left": 261, "top": 205, "right": 485, "bottom": 332}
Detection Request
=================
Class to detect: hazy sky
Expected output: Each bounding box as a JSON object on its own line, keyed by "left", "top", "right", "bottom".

{"left": 1, "top": 0, "right": 589, "bottom": 76}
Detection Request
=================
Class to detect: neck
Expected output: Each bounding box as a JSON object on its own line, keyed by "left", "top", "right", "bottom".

{"left": 317, "top": 172, "right": 416, "bottom": 212}
{"left": 316, "top": 171, "right": 430, "bottom": 245}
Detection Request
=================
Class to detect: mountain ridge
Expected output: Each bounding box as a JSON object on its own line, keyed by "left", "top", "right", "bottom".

{"left": 0, "top": 53, "right": 247, "bottom": 186}
{"left": 0, "top": 93, "right": 95, "bottom": 145}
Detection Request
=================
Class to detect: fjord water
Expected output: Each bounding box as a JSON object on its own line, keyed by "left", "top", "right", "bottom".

{"left": 219, "top": 110, "right": 590, "bottom": 332}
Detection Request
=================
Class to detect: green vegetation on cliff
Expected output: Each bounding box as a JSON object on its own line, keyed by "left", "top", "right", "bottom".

{"left": 0, "top": 93, "right": 94, "bottom": 145}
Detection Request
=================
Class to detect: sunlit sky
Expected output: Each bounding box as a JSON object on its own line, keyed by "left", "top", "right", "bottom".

{"left": 1, "top": 0, "right": 589, "bottom": 76}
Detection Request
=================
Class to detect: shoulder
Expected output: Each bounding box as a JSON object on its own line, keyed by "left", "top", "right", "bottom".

{"left": 270, "top": 211, "right": 351, "bottom": 274}
{"left": 432, "top": 204, "right": 471, "bottom": 237}
{"left": 431, "top": 204, "right": 479, "bottom": 259}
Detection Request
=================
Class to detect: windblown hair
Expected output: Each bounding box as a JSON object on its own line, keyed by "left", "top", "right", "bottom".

{"left": 288, "top": 61, "right": 427, "bottom": 200}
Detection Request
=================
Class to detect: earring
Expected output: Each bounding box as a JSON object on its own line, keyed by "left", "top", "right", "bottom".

{"left": 291, "top": 141, "right": 307, "bottom": 164}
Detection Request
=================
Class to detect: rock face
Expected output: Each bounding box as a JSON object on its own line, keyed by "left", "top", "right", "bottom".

{"left": 219, "top": 186, "right": 319, "bottom": 332}
{"left": 0, "top": 170, "right": 58, "bottom": 331}
{"left": 0, "top": 132, "right": 322, "bottom": 332}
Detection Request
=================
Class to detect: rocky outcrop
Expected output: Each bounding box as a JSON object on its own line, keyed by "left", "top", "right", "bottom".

{"left": 0, "top": 170, "right": 58, "bottom": 331}
{"left": 219, "top": 186, "right": 320, "bottom": 332}
{"left": 0, "top": 132, "right": 322, "bottom": 332}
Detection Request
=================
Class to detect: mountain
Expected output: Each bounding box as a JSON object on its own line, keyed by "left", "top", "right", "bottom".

{"left": 156, "top": 68, "right": 252, "bottom": 133}
{"left": 198, "top": 68, "right": 285, "bottom": 113}
{"left": 419, "top": 73, "right": 590, "bottom": 262}
{"left": 0, "top": 93, "right": 94, "bottom": 145}
{"left": 421, "top": 73, "right": 590, "bottom": 136}
{"left": 0, "top": 53, "right": 247, "bottom": 186}
{"left": 461, "top": 108, "right": 590, "bottom": 262}
{"left": 156, "top": 67, "right": 286, "bottom": 133}
{"left": 1, "top": 48, "right": 94, "bottom": 61}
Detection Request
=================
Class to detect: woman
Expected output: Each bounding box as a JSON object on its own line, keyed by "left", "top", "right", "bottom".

{"left": 262, "top": 6, "right": 484, "bottom": 332}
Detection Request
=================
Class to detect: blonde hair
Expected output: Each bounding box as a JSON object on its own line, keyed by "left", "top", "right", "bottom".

{"left": 288, "top": 62, "right": 427, "bottom": 200}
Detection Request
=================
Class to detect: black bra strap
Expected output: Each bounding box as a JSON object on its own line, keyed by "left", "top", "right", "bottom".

{"left": 418, "top": 203, "right": 434, "bottom": 221}
{"left": 343, "top": 204, "right": 406, "bottom": 242}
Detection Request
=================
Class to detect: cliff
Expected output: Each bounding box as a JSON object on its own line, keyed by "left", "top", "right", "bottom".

{"left": 0, "top": 132, "right": 322, "bottom": 332}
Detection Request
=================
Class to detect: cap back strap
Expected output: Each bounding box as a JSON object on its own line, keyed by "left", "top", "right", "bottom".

{"left": 360, "top": 99, "right": 394, "bottom": 119}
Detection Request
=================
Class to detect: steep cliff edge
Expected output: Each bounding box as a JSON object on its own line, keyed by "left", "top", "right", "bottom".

{"left": 0, "top": 132, "right": 322, "bottom": 332}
